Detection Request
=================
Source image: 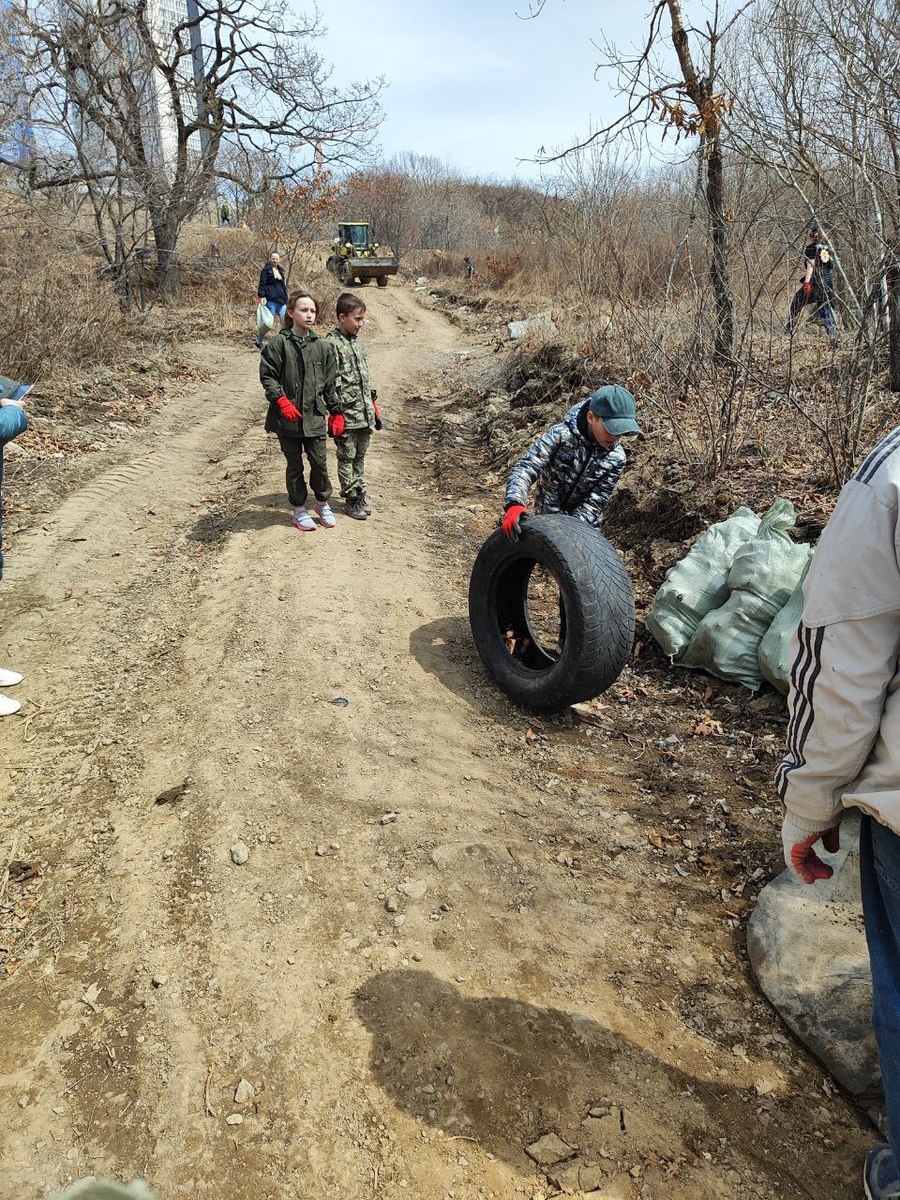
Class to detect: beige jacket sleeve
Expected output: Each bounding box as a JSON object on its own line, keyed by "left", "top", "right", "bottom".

{"left": 776, "top": 476, "right": 900, "bottom": 835}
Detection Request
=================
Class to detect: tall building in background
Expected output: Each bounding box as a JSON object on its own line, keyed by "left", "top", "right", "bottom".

{"left": 0, "top": 0, "right": 34, "bottom": 166}
{"left": 1, "top": 0, "right": 206, "bottom": 183}
{"left": 143, "top": 0, "right": 201, "bottom": 179}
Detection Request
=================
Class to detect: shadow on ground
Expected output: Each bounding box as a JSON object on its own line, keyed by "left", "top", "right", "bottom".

{"left": 408, "top": 616, "right": 487, "bottom": 705}
{"left": 353, "top": 968, "right": 814, "bottom": 1193}
{"left": 187, "top": 491, "right": 288, "bottom": 543}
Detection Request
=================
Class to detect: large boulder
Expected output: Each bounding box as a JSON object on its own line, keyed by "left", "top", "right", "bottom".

{"left": 747, "top": 813, "right": 884, "bottom": 1125}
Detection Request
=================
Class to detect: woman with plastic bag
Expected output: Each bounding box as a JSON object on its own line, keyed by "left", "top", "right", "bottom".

{"left": 255, "top": 250, "right": 289, "bottom": 350}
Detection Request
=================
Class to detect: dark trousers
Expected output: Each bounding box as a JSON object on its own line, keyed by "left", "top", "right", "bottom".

{"left": 787, "top": 286, "right": 836, "bottom": 335}
{"left": 861, "top": 814, "right": 900, "bottom": 1164}
{"left": 277, "top": 434, "right": 333, "bottom": 507}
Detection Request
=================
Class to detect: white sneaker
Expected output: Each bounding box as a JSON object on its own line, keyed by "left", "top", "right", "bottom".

{"left": 313, "top": 500, "right": 337, "bottom": 529}
{"left": 291, "top": 506, "right": 316, "bottom": 532}
{"left": 0, "top": 668, "right": 23, "bottom": 687}
{"left": 0, "top": 694, "right": 21, "bottom": 716}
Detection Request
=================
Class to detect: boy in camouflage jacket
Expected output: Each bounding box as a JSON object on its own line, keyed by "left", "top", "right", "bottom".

{"left": 501, "top": 385, "right": 640, "bottom": 540}
{"left": 325, "top": 293, "right": 383, "bottom": 521}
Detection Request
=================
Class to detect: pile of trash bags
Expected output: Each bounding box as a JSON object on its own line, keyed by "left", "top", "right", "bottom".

{"left": 646, "top": 499, "right": 813, "bottom": 692}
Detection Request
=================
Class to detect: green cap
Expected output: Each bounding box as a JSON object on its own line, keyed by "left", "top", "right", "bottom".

{"left": 588, "top": 385, "right": 641, "bottom": 435}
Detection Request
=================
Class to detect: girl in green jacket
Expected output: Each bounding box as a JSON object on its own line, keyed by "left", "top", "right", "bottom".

{"left": 260, "top": 290, "right": 343, "bottom": 531}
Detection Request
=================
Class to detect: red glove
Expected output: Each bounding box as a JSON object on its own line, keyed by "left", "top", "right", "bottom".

{"left": 802, "top": 281, "right": 812, "bottom": 298}
{"left": 257, "top": 296, "right": 265, "bottom": 304}
{"left": 501, "top": 505, "right": 528, "bottom": 541}
{"left": 783, "top": 818, "right": 840, "bottom": 883}
{"left": 327, "top": 412, "right": 346, "bottom": 439}
{"left": 373, "top": 399, "right": 383, "bottom": 431}
{"left": 276, "top": 395, "right": 301, "bottom": 422}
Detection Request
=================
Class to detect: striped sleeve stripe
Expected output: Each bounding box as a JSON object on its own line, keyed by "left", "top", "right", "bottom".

{"left": 856, "top": 426, "right": 900, "bottom": 484}
{"left": 776, "top": 623, "right": 825, "bottom": 799}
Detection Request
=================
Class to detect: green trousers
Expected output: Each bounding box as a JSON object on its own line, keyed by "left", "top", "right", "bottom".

{"left": 277, "top": 434, "right": 332, "bottom": 506}
{"left": 335, "top": 427, "right": 372, "bottom": 498}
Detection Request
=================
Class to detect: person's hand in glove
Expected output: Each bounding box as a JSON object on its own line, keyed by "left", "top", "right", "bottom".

{"left": 276, "top": 395, "right": 301, "bottom": 423}
{"left": 373, "top": 399, "right": 383, "bottom": 431}
{"left": 327, "top": 412, "right": 346, "bottom": 439}
{"left": 501, "top": 504, "right": 528, "bottom": 541}
{"left": 802, "top": 281, "right": 812, "bottom": 298}
{"left": 782, "top": 812, "right": 841, "bottom": 883}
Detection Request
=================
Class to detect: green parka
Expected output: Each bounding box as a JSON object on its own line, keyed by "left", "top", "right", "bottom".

{"left": 260, "top": 328, "right": 340, "bottom": 439}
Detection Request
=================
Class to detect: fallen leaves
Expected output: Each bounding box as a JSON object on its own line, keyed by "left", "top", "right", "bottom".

{"left": 648, "top": 831, "right": 682, "bottom": 850}
{"left": 692, "top": 715, "right": 724, "bottom": 737}
{"left": 7, "top": 861, "right": 42, "bottom": 884}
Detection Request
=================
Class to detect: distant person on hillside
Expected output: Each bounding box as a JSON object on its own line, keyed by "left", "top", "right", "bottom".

{"left": 786, "top": 224, "right": 837, "bottom": 340}
{"left": 255, "top": 251, "right": 289, "bottom": 350}
{"left": 259, "top": 290, "right": 342, "bottom": 532}
{"left": 219, "top": 202, "right": 231, "bottom": 227}
{"left": 464, "top": 256, "right": 476, "bottom": 283}
{"left": 0, "top": 389, "right": 28, "bottom": 716}
{"left": 325, "top": 292, "right": 383, "bottom": 521}
{"left": 500, "top": 385, "right": 640, "bottom": 542}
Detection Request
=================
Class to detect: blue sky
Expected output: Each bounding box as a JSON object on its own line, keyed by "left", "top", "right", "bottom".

{"left": 312, "top": 0, "right": 661, "bottom": 181}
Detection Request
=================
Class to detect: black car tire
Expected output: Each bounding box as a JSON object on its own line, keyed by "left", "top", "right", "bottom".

{"left": 468, "top": 514, "right": 635, "bottom": 710}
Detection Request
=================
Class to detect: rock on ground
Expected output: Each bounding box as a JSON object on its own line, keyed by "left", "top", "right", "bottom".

{"left": 748, "top": 812, "right": 884, "bottom": 1122}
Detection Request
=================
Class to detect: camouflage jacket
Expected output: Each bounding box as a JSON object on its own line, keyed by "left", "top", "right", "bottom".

{"left": 260, "top": 328, "right": 339, "bottom": 439}
{"left": 325, "top": 327, "right": 376, "bottom": 431}
{"left": 505, "top": 401, "right": 627, "bottom": 527}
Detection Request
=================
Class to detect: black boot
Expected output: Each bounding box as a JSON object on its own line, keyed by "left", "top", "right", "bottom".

{"left": 345, "top": 492, "right": 368, "bottom": 520}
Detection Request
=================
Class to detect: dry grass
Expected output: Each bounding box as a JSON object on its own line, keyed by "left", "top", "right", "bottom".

{"left": 0, "top": 197, "right": 124, "bottom": 382}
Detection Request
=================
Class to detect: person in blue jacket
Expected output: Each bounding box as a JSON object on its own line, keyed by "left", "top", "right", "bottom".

{"left": 255, "top": 251, "right": 289, "bottom": 350}
{"left": 0, "top": 392, "right": 28, "bottom": 716}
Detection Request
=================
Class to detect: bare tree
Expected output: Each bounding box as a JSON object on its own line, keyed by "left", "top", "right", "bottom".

{"left": 339, "top": 168, "right": 414, "bottom": 259}
{"left": 730, "top": 0, "right": 900, "bottom": 387}
{"left": 529, "top": 0, "right": 754, "bottom": 361}
{"left": 2, "top": 0, "right": 382, "bottom": 297}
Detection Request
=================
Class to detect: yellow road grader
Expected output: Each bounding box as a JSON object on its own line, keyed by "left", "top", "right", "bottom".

{"left": 325, "top": 222, "right": 399, "bottom": 288}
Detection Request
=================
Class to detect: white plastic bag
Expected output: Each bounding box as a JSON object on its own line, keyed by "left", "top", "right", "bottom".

{"left": 256, "top": 302, "right": 275, "bottom": 332}
{"left": 646, "top": 506, "right": 761, "bottom": 659}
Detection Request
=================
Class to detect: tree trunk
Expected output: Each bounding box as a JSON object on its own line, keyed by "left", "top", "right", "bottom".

{"left": 888, "top": 245, "right": 900, "bottom": 392}
{"left": 666, "top": 0, "right": 734, "bottom": 362}
{"left": 152, "top": 216, "right": 181, "bottom": 300}
{"left": 706, "top": 138, "right": 735, "bottom": 362}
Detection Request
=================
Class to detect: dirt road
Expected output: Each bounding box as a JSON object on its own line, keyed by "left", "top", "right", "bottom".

{"left": 0, "top": 287, "right": 871, "bottom": 1199}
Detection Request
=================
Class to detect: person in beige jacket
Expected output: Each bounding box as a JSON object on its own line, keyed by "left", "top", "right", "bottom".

{"left": 777, "top": 425, "right": 900, "bottom": 1199}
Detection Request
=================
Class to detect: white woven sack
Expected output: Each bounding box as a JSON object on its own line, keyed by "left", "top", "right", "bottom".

{"left": 646, "top": 506, "right": 760, "bottom": 659}
{"left": 680, "top": 499, "right": 812, "bottom": 689}
{"left": 758, "top": 560, "right": 812, "bottom": 694}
